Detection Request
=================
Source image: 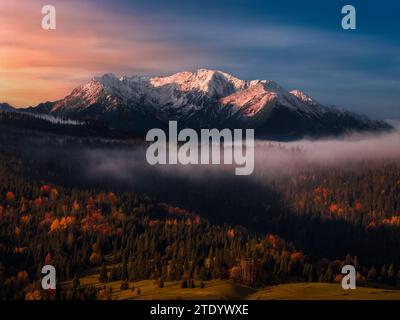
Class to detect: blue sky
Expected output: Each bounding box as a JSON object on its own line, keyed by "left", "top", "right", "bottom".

{"left": 3, "top": 0, "right": 399, "bottom": 118}
{"left": 97, "top": 0, "right": 400, "bottom": 118}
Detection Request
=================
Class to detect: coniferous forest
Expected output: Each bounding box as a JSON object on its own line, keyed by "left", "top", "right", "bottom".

{"left": 1, "top": 119, "right": 400, "bottom": 300}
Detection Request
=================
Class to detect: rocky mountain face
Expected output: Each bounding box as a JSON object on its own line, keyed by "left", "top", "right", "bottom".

{"left": 25, "top": 69, "right": 391, "bottom": 139}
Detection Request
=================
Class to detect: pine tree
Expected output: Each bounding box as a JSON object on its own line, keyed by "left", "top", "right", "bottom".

{"left": 110, "top": 266, "right": 118, "bottom": 281}
{"left": 387, "top": 264, "right": 397, "bottom": 285}
{"left": 381, "top": 265, "right": 388, "bottom": 282}
{"left": 345, "top": 254, "right": 353, "bottom": 266}
{"left": 121, "top": 261, "right": 128, "bottom": 281}
{"left": 181, "top": 279, "right": 188, "bottom": 288}
{"left": 120, "top": 279, "right": 129, "bottom": 290}
{"left": 308, "top": 266, "right": 318, "bottom": 283}
{"left": 99, "top": 264, "right": 108, "bottom": 283}
{"left": 323, "top": 266, "right": 334, "bottom": 283}
{"left": 367, "top": 266, "right": 378, "bottom": 282}
{"left": 199, "top": 267, "right": 208, "bottom": 282}
{"left": 72, "top": 273, "right": 80, "bottom": 290}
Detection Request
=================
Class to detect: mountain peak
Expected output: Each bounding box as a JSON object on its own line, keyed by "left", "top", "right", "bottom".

{"left": 93, "top": 73, "right": 120, "bottom": 86}
{"left": 149, "top": 68, "right": 246, "bottom": 97}
{"left": 290, "top": 89, "right": 317, "bottom": 105}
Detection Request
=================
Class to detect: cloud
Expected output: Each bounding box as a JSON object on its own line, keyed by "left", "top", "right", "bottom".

{"left": 72, "top": 129, "right": 400, "bottom": 186}
{"left": 0, "top": 0, "right": 210, "bottom": 107}
{"left": 1, "top": 0, "right": 399, "bottom": 119}
{"left": 252, "top": 130, "right": 400, "bottom": 176}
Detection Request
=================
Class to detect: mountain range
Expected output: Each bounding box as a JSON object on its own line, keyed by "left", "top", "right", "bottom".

{"left": 3, "top": 69, "right": 392, "bottom": 139}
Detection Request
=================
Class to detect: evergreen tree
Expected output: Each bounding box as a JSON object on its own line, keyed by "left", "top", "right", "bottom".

{"left": 387, "top": 264, "right": 397, "bottom": 285}
{"left": 110, "top": 266, "right": 118, "bottom": 281}
{"left": 199, "top": 267, "right": 208, "bottom": 282}
{"left": 120, "top": 279, "right": 129, "bottom": 290}
{"left": 72, "top": 273, "right": 80, "bottom": 290}
{"left": 181, "top": 279, "right": 188, "bottom": 288}
{"left": 367, "top": 267, "right": 378, "bottom": 282}
{"left": 121, "top": 262, "right": 128, "bottom": 281}
{"left": 308, "top": 266, "right": 318, "bottom": 283}
{"left": 99, "top": 264, "right": 108, "bottom": 283}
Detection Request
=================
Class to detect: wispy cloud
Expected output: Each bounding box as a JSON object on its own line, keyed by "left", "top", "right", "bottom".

{"left": 0, "top": 0, "right": 209, "bottom": 106}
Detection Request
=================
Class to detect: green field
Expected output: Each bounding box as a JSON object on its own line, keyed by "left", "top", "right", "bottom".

{"left": 249, "top": 283, "right": 400, "bottom": 300}
{"left": 63, "top": 274, "right": 400, "bottom": 300}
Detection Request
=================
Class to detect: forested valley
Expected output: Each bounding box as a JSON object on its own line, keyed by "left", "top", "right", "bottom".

{"left": 1, "top": 125, "right": 400, "bottom": 300}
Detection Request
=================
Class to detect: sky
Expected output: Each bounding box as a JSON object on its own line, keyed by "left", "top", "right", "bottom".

{"left": 1, "top": 0, "right": 399, "bottom": 119}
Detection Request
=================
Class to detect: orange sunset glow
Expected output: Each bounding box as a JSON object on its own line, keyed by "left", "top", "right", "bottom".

{"left": 0, "top": 0, "right": 205, "bottom": 107}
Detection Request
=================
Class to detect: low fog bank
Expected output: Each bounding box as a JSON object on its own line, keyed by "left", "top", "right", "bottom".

{"left": 288, "top": 129, "right": 400, "bottom": 163}
{"left": 80, "top": 129, "right": 400, "bottom": 183}
{"left": 14, "top": 127, "right": 400, "bottom": 193}
{"left": 254, "top": 129, "right": 400, "bottom": 173}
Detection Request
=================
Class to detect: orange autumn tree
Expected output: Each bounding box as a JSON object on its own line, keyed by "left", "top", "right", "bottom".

{"left": 89, "top": 252, "right": 102, "bottom": 265}
{"left": 354, "top": 201, "right": 363, "bottom": 211}
{"left": 329, "top": 203, "right": 339, "bottom": 214}
{"left": 6, "top": 191, "right": 15, "bottom": 202}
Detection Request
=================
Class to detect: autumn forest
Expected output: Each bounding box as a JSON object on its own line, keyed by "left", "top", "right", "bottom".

{"left": 1, "top": 117, "right": 400, "bottom": 300}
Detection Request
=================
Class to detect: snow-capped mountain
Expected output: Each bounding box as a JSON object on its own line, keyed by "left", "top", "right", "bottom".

{"left": 26, "top": 69, "right": 392, "bottom": 139}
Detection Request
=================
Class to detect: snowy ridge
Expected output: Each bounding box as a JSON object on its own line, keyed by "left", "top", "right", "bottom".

{"left": 290, "top": 90, "right": 317, "bottom": 105}
{"left": 25, "top": 69, "right": 391, "bottom": 138}
{"left": 53, "top": 69, "right": 324, "bottom": 118}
